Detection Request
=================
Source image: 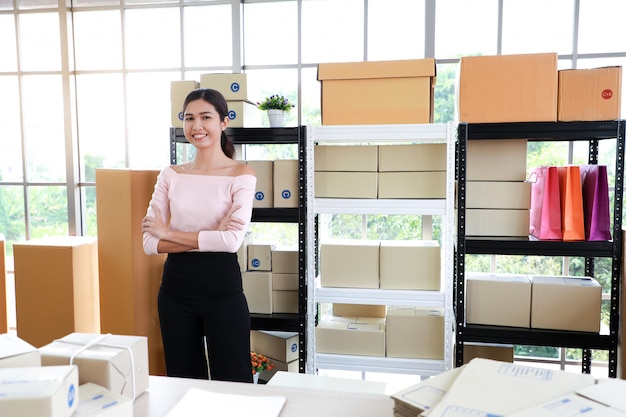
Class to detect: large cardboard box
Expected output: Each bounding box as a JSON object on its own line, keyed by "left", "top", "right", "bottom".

{"left": 200, "top": 73, "right": 247, "bottom": 100}
{"left": 170, "top": 80, "right": 199, "bottom": 128}
{"left": 379, "top": 240, "right": 441, "bottom": 290}
{"left": 378, "top": 171, "right": 446, "bottom": 199}
{"left": 314, "top": 145, "right": 378, "bottom": 172}
{"left": 378, "top": 143, "right": 446, "bottom": 172}
{"left": 0, "top": 333, "right": 41, "bottom": 368}
{"left": 250, "top": 330, "right": 299, "bottom": 363}
{"left": 466, "top": 272, "right": 532, "bottom": 328}
{"left": 315, "top": 172, "right": 378, "bottom": 198}
{"left": 466, "top": 139, "right": 528, "bottom": 181}
{"left": 530, "top": 275, "right": 602, "bottom": 332}
{"left": 0, "top": 365, "right": 79, "bottom": 417}
{"left": 385, "top": 307, "right": 444, "bottom": 359}
{"left": 0, "top": 237, "right": 6, "bottom": 334}
{"left": 74, "top": 383, "right": 133, "bottom": 417}
{"left": 466, "top": 209, "right": 530, "bottom": 237}
{"left": 558, "top": 66, "right": 622, "bottom": 122}
{"left": 273, "top": 159, "right": 299, "bottom": 208}
{"left": 271, "top": 247, "right": 298, "bottom": 274}
{"left": 13, "top": 236, "right": 100, "bottom": 348}
{"left": 466, "top": 181, "right": 531, "bottom": 209}
{"left": 333, "top": 304, "right": 386, "bottom": 318}
{"left": 272, "top": 273, "right": 298, "bottom": 291}
{"left": 246, "top": 160, "right": 273, "bottom": 208}
{"left": 320, "top": 240, "right": 380, "bottom": 288}
{"left": 95, "top": 169, "right": 166, "bottom": 376}
{"left": 39, "top": 333, "right": 150, "bottom": 400}
{"left": 242, "top": 272, "right": 272, "bottom": 314}
{"left": 316, "top": 316, "right": 385, "bottom": 356}
{"left": 457, "top": 53, "right": 558, "bottom": 123}
{"left": 226, "top": 100, "right": 261, "bottom": 128}
{"left": 318, "top": 59, "right": 436, "bottom": 125}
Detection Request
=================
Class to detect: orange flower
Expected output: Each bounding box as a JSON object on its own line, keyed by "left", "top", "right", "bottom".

{"left": 250, "top": 351, "right": 274, "bottom": 374}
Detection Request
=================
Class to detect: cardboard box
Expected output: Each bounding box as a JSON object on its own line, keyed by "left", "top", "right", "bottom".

{"left": 463, "top": 343, "right": 514, "bottom": 364}
{"left": 39, "top": 333, "right": 150, "bottom": 400}
{"left": 0, "top": 365, "right": 79, "bottom": 417}
{"left": 95, "top": 169, "right": 167, "bottom": 376}
{"left": 74, "top": 383, "right": 133, "bottom": 417}
{"left": 271, "top": 247, "right": 298, "bottom": 274}
{"left": 250, "top": 331, "right": 299, "bottom": 363}
{"left": 379, "top": 240, "right": 441, "bottom": 290}
{"left": 558, "top": 66, "right": 622, "bottom": 122}
{"left": 466, "top": 272, "right": 532, "bottom": 328}
{"left": 466, "top": 209, "right": 530, "bottom": 237}
{"left": 318, "top": 59, "right": 436, "bottom": 125}
{"left": 259, "top": 359, "right": 299, "bottom": 382}
{"left": 13, "top": 236, "right": 100, "bottom": 348}
{"left": 242, "top": 272, "right": 272, "bottom": 314}
{"left": 530, "top": 275, "right": 602, "bottom": 332}
{"left": 200, "top": 73, "right": 248, "bottom": 101}
{"left": 314, "top": 145, "right": 378, "bottom": 172}
{"left": 316, "top": 317, "right": 385, "bottom": 357}
{"left": 315, "top": 172, "right": 378, "bottom": 199}
{"left": 273, "top": 159, "right": 299, "bottom": 208}
{"left": 320, "top": 240, "right": 380, "bottom": 288}
{"left": 226, "top": 100, "right": 261, "bottom": 128}
{"left": 272, "top": 290, "right": 298, "bottom": 313}
{"left": 378, "top": 143, "right": 447, "bottom": 172}
{"left": 272, "top": 273, "right": 298, "bottom": 291}
{"left": 466, "top": 139, "right": 528, "bottom": 181}
{"left": 332, "top": 304, "right": 386, "bottom": 318}
{"left": 246, "top": 160, "right": 273, "bottom": 208}
{"left": 0, "top": 238, "right": 6, "bottom": 334}
{"left": 378, "top": 171, "right": 446, "bottom": 199}
{"left": 170, "top": 80, "right": 199, "bottom": 127}
{"left": 465, "top": 181, "right": 531, "bottom": 209}
{"left": 0, "top": 333, "right": 41, "bottom": 368}
{"left": 385, "top": 307, "right": 444, "bottom": 359}
{"left": 247, "top": 243, "right": 273, "bottom": 271}
{"left": 457, "top": 53, "right": 558, "bottom": 123}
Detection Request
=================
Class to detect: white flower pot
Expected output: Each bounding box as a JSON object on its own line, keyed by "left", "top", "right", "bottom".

{"left": 266, "top": 109, "right": 285, "bottom": 127}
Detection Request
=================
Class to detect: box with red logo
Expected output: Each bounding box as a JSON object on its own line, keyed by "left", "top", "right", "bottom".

{"left": 558, "top": 66, "right": 622, "bottom": 121}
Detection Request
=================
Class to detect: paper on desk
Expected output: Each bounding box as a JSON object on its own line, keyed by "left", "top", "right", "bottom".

{"left": 165, "top": 387, "right": 287, "bottom": 417}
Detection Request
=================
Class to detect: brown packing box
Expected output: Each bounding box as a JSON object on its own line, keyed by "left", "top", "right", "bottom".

{"left": 333, "top": 304, "right": 386, "bottom": 318}
{"left": 385, "top": 307, "right": 444, "bottom": 359}
{"left": 457, "top": 53, "right": 558, "bottom": 123}
{"left": 463, "top": 343, "right": 514, "bottom": 364}
{"left": 247, "top": 243, "right": 273, "bottom": 271}
{"left": 95, "top": 168, "right": 166, "bottom": 376}
{"left": 226, "top": 100, "right": 262, "bottom": 128}
{"left": 242, "top": 272, "right": 272, "bottom": 314}
{"left": 0, "top": 238, "right": 6, "bottom": 333}
{"left": 273, "top": 159, "right": 299, "bottom": 208}
{"left": 315, "top": 172, "right": 378, "bottom": 199}
{"left": 170, "top": 80, "right": 199, "bottom": 128}
{"left": 316, "top": 316, "right": 386, "bottom": 357}
{"left": 13, "top": 236, "right": 100, "bottom": 348}
{"left": 467, "top": 139, "right": 528, "bottom": 181}
{"left": 246, "top": 160, "right": 273, "bottom": 208}
{"left": 318, "top": 59, "right": 436, "bottom": 125}
{"left": 378, "top": 172, "right": 446, "bottom": 199}
{"left": 558, "top": 66, "right": 622, "bottom": 121}
{"left": 250, "top": 330, "right": 299, "bottom": 363}
{"left": 271, "top": 247, "right": 298, "bottom": 274}
{"left": 378, "top": 143, "right": 447, "bottom": 172}
{"left": 320, "top": 240, "right": 380, "bottom": 288}
{"left": 314, "top": 145, "right": 378, "bottom": 172}
{"left": 379, "top": 240, "right": 441, "bottom": 290}
{"left": 465, "top": 209, "right": 530, "bottom": 237}
{"left": 465, "top": 181, "right": 531, "bottom": 209}
{"left": 200, "top": 73, "right": 248, "bottom": 101}
{"left": 272, "top": 290, "right": 298, "bottom": 313}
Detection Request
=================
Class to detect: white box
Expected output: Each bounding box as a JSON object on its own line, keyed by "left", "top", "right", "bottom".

{"left": 379, "top": 240, "right": 440, "bottom": 290}
{"left": 0, "top": 333, "right": 41, "bottom": 368}
{"left": 273, "top": 159, "right": 299, "bottom": 208}
{"left": 73, "top": 383, "right": 133, "bottom": 417}
{"left": 507, "top": 394, "right": 626, "bottom": 417}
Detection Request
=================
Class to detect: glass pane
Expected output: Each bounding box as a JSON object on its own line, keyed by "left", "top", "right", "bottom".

{"left": 18, "top": 0, "right": 57, "bottom": 9}
{"left": 0, "top": 16, "right": 17, "bottom": 71}
{"left": 28, "top": 185, "right": 68, "bottom": 238}
{"left": 368, "top": 0, "right": 424, "bottom": 61}
{"left": 82, "top": 185, "right": 98, "bottom": 237}
{"left": 302, "top": 0, "right": 364, "bottom": 64}
{"left": 0, "top": 0, "right": 14, "bottom": 10}
{"left": 434, "top": 62, "right": 457, "bottom": 123}
{"left": 502, "top": 0, "right": 574, "bottom": 55}
{"left": 245, "top": 69, "right": 298, "bottom": 127}
{"left": 76, "top": 73, "right": 126, "bottom": 181}
{"left": 435, "top": 0, "right": 498, "bottom": 58}
{"left": 18, "top": 12, "right": 61, "bottom": 71}
{"left": 73, "top": 10, "right": 123, "bottom": 70}
{"left": 579, "top": 0, "right": 626, "bottom": 54}
{"left": 301, "top": 67, "right": 321, "bottom": 126}
{"left": 0, "top": 76, "right": 23, "bottom": 182}
{"left": 125, "top": 0, "right": 177, "bottom": 4}
{"left": 184, "top": 5, "right": 232, "bottom": 67}
{"left": 125, "top": 8, "right": 181, "bottom": 69}
{"left": 367, "top": 214, "right": 423, "bottom": 240}
{"left": 243, "top": 1, "right": 297, "bottom": 65}
{"left": 0, "top": 186, "right": 26, "bottom": 250}
{"left": 21, "top": 75, "right": 67, "bottom": 182}
{"left": 73, "top": 0, "right": 120, "bottom": 5}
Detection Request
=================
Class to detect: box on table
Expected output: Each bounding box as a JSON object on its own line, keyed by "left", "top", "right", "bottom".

{"left": 385, "top": 307, "right": 444, "bottom": 359}
{"left": 466, "top": 272, "right": 532, "bottom": 328}
{"left": 320, "top": 240, "right": 380, "bottom": 288}
{"left": 74, "top": 383, "right": 133, "bottom": 417}
{"left": 0, "top": 237, "right": 6, "bottom": 333}
{"left": 226, "top": 100, "right": 261, "bottom": 128}
{"left": 242, "top": 272, "right": 272, "bottom": 314}
{"left": 200, "top": 73, "right": 248, "bottom": 101}
{"left": 465, "top": 181, "right": 531, "bottom": 209}
{"left": 0, "top": 333, "right": 41, "bottom": 368}
{"left": 273, "top": 159, "right": 299, "bottom": 208}
{"left": 170, "top": 80, "right": 199, "bottom": 127}
{"left": 314, "top": 145, "right": 378, "bottom": 172}
{"left": 378, "top": 143, "right": 447, "bottom": 172}
{"left": 333, "top": 304, "right": 386, "bottom": 318}
{"left": 247, "top": 243, "right": 274, "bottom": 271}
{"left": 95, "top": 168, "right": 167, "bottom": 376}
{"left": 457, "top": 52, "right": 558, "bottom": 123}
{"left": 530, "top": 275, "right": 602, "bottom": 332}
{"left": 246, "top": 160, "right": 273, "bottom": 208}
{"left": 465, "top": 209, "right": 530, "bottom": 237}
{"left": 39, "top": 333, "right": 150, "bottom": 400}
{"left": 271, "top": 247, "right": 298, "bottom": 274}
{"left": 318, "top": 58, "right": 436, "bottom": 125}
{"left": 315, "top": 172, "right": 378, "bottom": 198}
{"left": 13, "top": 236, "right": 100, "bottom": 348}
{"left": 558, "top": 66, "right": 622, "bottom": 122}
{"left": 378, "top": 171, "right": 446, "bottom": 199}
{"left": 379, "top": 240, "right": 441, "bottom": 290}
{"left": 250, "top": 330, "right": 299, "bottom": 363}
{"left": 463, "top": 343, "right": 514, "bottom": 364}
{"left": 272, "top": 290, "right": 298, "bottom": 313}
{"left": 0, "top": 365, "right": 79, "bottom": 417}
{"left": 466, "top": 139, "right": 528, "bottom": 181}
{"left": 316, "top": 316, "right": 385, "bottom": 357}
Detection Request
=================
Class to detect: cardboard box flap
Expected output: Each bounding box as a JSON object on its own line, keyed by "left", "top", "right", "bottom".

{"left": 318, "top": 59, "right": 436, "bottom": 81}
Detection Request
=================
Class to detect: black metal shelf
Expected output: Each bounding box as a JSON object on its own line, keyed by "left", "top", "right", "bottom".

{"left": 170, "top": 127, "right": 301, "bottom": 146}
{"left": 251, "top": 208, "right": 299, "bottom": 223}
{"left": 465, "top": 120, "right": 622, "bottom": 141}
{"left": 251, "top": 313, "right": 301, "bottom": 332}
{"left": 464, "top": 237, "right": 615, "bottom": 257}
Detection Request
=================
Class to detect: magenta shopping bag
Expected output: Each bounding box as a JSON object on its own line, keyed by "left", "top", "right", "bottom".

{"left": 580, "top": 165, "right": 611, "bottom": 241}
{"left": 529, "top": 166, "right": 562, "bottom": 240}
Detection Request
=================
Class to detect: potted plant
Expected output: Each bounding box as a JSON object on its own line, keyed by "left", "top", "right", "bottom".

{"left": 257, "top": 94, "right": 295, "bottom": 127}
{"left": 250, "top": 351, "right": 274, "bottom": 384}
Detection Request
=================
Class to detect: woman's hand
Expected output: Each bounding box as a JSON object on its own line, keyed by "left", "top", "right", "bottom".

{"left": 218, "top": 205, "right": 245, "bottom": 231}
{"left": 142, "top": 206, "right": 169, "bottom": 240}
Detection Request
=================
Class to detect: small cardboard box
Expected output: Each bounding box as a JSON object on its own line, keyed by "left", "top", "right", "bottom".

{"left": 39, "top": 333, "right": 150, "bottom": 400}
{"left": 379, "top": 240, "right": 441, "bottom": 290}
{"left": 320, "top": 240, "right": 380, "bottom": 289}
{"left": 242, "top": 272, "right": 272, "bottom": 314}
{"left": 558, "top": 66, "right": 622, "bottom": 122}
{"left": 0, "top": 365, "right": 79, "bottom": 417}
{"left": 465, "top": 209, "right": 530, "bottom": 237}
{"left": 247, "top": 243, "right": 274, "bottom": 272}
{"left": 314, "top": 145, "right": 378, "bottom": 172}
{"left": 457, "top": 52, "right": 558, "bottom": 123}
{"left": 333, "top": 304, "right": 386, "bottom": 318}
{"left": 250, "top": 330, "right": 299, "bottom": 363}
{"left": 0, "top": 333, "right": 41, "bottom": 368}
{"left": 271, "top": 247, "right": 298, "bottom": 274}
{"left": 246, "top": 160, "right": 273, "bottom": 208}
{"left": 315, "top": 172, "right": 378, "bottom": 199}
{"left": 385, "top": 307, "right": 444, "bottom": 359}
{"left": 272, "top": 290, "right": 298, "bottom": 314}
{"left": 463, "top": 343, "right": 514, "bottom": 364}
{"left": 378, "top": 171, "right": 446, "bottom": 199}
{"left": 74, "top": 383, "right": 133, "bottom": 417}
{"left": 530, "top": 275, "right": 602, "bottom": 332}
{"left": 200, "top": 73, "right": 247, "bottom": 101}
{"left": 466, "top": 139, "right": 528, "bottom": 181}
{"left": 318, "top": 59, "right": 436, "bottom": 125}
{"left": 170, "top": 80, "right": 199, "bottom": 127}
{"left": 378, "top": 143, "right": 446, "bottom": 172}
{"left": 466, "top": 272, "right": 532, "bottom": 328}
{"left": 273, "top": 159, "right": 299, "bottom": 208}
{"left": 465, "top": 181, "right": 531, "bottom": 209}
{"left": 316, "top": 317, "right": 385, "bottom": 357}
{"left": 226, "top": 100, "right": 261, "bottom": 128}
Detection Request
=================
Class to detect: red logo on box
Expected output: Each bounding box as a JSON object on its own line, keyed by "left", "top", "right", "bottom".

{"left": 602, "top": 89, "right": 613, "bottom": 100}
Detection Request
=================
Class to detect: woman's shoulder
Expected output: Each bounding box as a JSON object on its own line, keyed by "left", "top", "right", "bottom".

{"left": 235, "top": 161, "right": 256, "bottom": 177}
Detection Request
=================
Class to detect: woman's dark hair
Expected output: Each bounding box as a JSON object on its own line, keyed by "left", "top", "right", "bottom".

{"left": 182, "top": 88, "right": 235, "bottom": 159}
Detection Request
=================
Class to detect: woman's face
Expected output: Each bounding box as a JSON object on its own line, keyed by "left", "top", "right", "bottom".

{"left": 183, "top": 98, "right": 228, "bottom": 148}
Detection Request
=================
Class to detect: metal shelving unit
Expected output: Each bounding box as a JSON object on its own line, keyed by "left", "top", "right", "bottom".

{"left": 454, "top": 120, "right": 625, "bottom": 377}
{"left": 169, "top": 126, "right": 308, "bottom": 373}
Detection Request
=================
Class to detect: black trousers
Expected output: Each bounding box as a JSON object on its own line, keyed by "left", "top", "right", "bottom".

{"left": 158, "top": 251, "right": 253, "bottom": 383}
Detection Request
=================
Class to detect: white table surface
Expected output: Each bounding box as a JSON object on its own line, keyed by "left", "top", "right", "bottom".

{"left": 134, "top": 375, "right": 394, "bottom": 417}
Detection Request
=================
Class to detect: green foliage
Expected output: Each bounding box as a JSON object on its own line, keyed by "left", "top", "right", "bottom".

{"left": 257, "top": 94, "right": 295, "bottom": 112}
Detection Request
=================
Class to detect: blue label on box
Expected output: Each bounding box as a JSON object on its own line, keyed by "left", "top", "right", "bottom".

{"left": 281, "top": 190, "right": 291, "bottom": 199}
{"left": 291, "top": 343, "right": 297, "bottom": 353}
{"left": 255, "top": 191, "right": 265, "bottom": 201}
{"left": 68, "top": 384, "right": 76, "bottom": 408}
{"left": 230, "top": 82, "right": 240, "bottom": 93}
{"left": 228, "top": 110, "right": 237, "bottom": 120}
{"left": 251, "top": 259, "right": 260, "bottom": 268}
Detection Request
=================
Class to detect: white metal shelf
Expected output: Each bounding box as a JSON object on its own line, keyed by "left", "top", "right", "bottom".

{"left": 308, "top": 123, "right": 449, "bottom": 143}
{"left": 315, "top": 354, "right": 446, "bottom": 376}
{"left": 314, "top": 198, "right": 446, "bottom": 215}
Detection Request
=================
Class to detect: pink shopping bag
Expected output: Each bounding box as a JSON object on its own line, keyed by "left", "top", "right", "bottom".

{"left": 529, "top": 166, "right": 562, "bottom": 240}
{"left": 580, "top": 165, "right": 611, "bottom": 241}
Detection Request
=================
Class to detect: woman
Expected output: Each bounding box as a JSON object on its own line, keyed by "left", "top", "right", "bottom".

{"left": 142, "top": 88, "right": 256, "bottom": 382}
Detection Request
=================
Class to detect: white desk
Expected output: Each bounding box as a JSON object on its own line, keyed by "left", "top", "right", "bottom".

{"left": 134, "top": 376, "right": 394, "bottom": 417}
